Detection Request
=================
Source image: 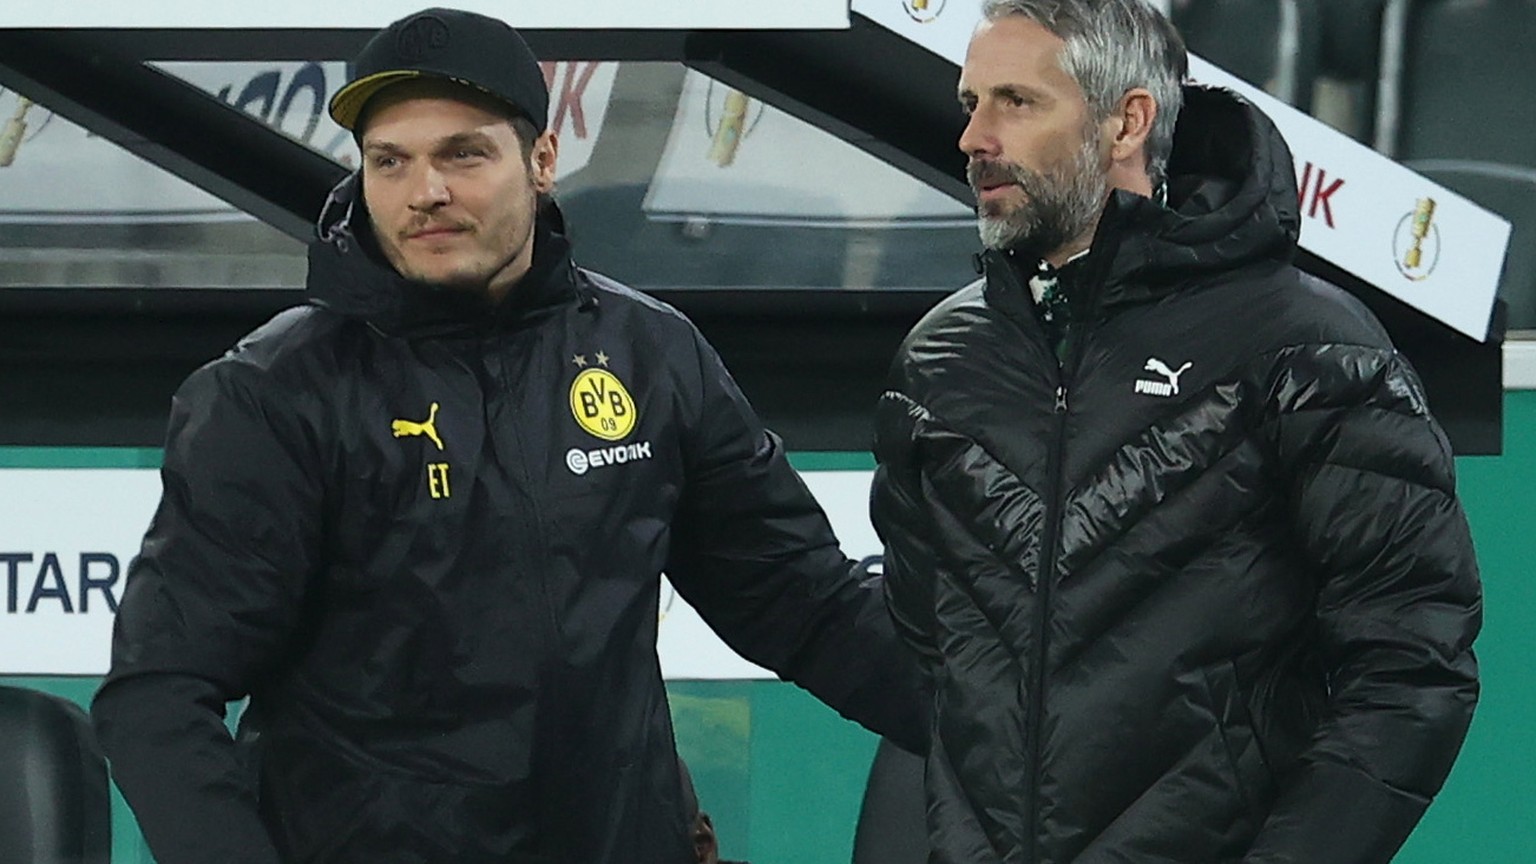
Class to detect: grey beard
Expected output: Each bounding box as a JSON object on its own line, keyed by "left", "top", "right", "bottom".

{"left": 977, "top": 212, "right": 1023, "bottom": 251}
{"left": 973, "top": 134, "right": 1108, "bottom": 255}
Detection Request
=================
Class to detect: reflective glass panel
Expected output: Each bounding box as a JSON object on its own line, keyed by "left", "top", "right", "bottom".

{"left": 2, "top": 61, "right": 981, "bottom": 296}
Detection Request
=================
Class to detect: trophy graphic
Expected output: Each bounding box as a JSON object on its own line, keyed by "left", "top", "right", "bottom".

{"left": 1, "top": 96, "right": 36, "bottom": 168}
{"left": 1403, "top": 197, "right": 1437, "bottom": 271}
{"left": 707, "top": 88, "right": 753, "bottom": 168}
{"left": 904, "top": 0, "right": 945, "bottom": 21}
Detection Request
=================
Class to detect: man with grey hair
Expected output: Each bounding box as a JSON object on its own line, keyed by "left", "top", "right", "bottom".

{"left": 871, "top": 1, "right": 1481, "bottom": 862}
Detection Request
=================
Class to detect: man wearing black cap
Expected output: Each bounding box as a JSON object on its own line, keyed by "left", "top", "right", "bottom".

{"left": 91, "top": 9, "right": 926, "bottom": 864}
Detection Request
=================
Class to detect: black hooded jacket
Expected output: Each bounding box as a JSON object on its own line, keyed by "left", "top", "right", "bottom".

{"left": 93, "top": 177, "right": 926, "bottom": 864}
{"left": 871, "top": 86, "right": 1481, "bottom": 863}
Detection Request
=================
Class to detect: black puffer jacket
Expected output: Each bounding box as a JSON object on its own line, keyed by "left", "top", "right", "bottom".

{"left": 94, "top": 179, "right": 925, "bottom": 864}
{"left": 871, "top": 86, "right": 1481, "bottom": 864}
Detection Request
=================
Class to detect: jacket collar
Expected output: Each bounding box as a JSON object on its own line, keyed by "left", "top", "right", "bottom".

{"left": 304, "top": 172, "right": 592, "bottom": 337}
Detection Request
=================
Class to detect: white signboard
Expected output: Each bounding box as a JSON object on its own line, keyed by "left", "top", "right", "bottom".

{"left": 852, "top": 0, "right": 984, "bottom": 66}
{"left": 644, "top": 70, "right": 968, "bottom": 227}
{"left": 657, "top": 470, "right": 880, "bottom": 680}
{"left": 0, "top": 467, "right": 878, "bottom": 679}
{"left": 0, "top": 60, "right": 617, "bottom": 223}
{"left": 1186, "top": 56, "right": 1507, "bottom": 343}
{"left": 0, "top": 470, "right": 160, "bottom": 676}
{"left": 0, "top": 0, "right": 849, "bottom": 29}
{"left": 850, "top": 0, "right": 1509, "bottom": 341}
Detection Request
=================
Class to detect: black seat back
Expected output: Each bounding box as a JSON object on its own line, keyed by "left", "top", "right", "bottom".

{"left": 1172, "top": 0, "right": 1322, "bottom": 109}
{"left": 0, "top": 685, "right": 112, "bottom": 864}
{"left": 1397, "top": 0, "right": 1536, "bottom": 166}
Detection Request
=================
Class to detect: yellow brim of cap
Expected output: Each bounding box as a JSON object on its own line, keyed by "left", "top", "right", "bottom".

{"left": 328, "top": 70, "right": 426, "bottom": 131}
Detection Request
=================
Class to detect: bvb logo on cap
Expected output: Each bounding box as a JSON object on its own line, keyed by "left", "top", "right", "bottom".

{"left": 396, "top": 14, "right": 450, "bottom": 62}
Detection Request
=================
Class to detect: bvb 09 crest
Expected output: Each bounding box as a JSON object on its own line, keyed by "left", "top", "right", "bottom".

{"left": 570, "top": 367, "right": 637, "bottom": 441}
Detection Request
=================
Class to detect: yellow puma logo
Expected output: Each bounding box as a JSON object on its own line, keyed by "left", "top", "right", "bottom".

{"left": 392, "top": 402, "right": 444, "bottom": 451}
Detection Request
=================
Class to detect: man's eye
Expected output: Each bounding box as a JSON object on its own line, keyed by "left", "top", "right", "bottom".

{"left": 453, "top": 149, "right": 485, "bottom": 160}
{"left": 372, "top": 156, "right": 399, "bottom": 170}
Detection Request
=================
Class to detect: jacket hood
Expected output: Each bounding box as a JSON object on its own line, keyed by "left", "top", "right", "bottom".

{"left": 305, "top": 172, "right": 588, "bottom": 336}
{"left": 985, "top": 84, "right": 1302, "bottom": 313}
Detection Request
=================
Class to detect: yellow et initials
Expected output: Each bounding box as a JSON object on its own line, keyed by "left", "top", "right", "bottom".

{"left": 427, "top": 463, "right": 451, "bottom": 499}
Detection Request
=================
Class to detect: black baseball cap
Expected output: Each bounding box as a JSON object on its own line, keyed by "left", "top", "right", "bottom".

{"left": 329, "top": 7, "right": 549, "bottom": 133}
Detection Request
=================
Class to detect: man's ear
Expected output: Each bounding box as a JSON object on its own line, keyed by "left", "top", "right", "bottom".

{"left": 1107, "top": 87, "right": 1157, "bottom": 164}
{"left": 530, "top": 130, "right": 559, "bottom": 193}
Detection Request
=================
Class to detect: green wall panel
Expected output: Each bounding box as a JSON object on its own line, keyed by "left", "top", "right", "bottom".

{"left": 744, "top": 683, "right": 879, "bottom": 864}
{"left": 1395, "top": 389, "right": 1536, "bottom": 863}
{"left": 669, "top": 681, "right": 757, "bottom": 857}
{"left": 0, "top": 448, "right": 161, "bottom": 469}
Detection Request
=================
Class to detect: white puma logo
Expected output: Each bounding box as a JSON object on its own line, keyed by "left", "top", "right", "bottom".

{"left": 1134, "top": 358, "right": 1193, "bottom": 397}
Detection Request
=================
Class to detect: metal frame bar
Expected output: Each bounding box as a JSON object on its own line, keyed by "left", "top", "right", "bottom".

{"left": 1373, "top": 0, "right": 1410, "bottom": 157}
{"left": 0, "top": 28, "right": 347, "bottom": 240}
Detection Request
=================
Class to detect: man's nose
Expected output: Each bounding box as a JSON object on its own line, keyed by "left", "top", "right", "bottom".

{"left": 409, "top": 164, "right": 451, "bottom": 210}
{"left": 958, "top": 110, "right": 999, "bottom": 159}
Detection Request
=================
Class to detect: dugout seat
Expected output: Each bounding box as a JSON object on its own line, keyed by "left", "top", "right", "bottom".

{"left": 1315, "top": 0, "right": 1388, "bottom": 142}
{"left": 1392, "top": 0, "right": 1536, "bottom": 167}
{"left": 1171, "top": 0, "right": 1322, "bottom": 110}
{"left": 0, "top": 685, "right": 112, "bottom": 864}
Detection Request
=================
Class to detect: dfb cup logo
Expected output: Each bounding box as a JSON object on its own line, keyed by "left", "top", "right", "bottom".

{"left": 1393, "top": 198, "right": 1441, "bottom": 283}
{"left": 903, "top": 0, "right": 947, "bottom": 23}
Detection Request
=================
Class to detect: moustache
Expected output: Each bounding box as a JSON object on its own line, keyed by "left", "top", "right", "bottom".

{"left": 967, "top": 159, "right": 1025, "bottom": 193}
{"left": 401, "top": 219, "right": 474, "bottom": 240}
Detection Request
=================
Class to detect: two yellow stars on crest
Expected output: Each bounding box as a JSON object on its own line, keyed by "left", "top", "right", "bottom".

{"left": 572, "top": 351, "right": 611, "bottom": 368}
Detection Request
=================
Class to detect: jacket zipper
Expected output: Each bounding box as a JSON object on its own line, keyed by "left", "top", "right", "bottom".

{"left": 480, "top": 333, "right": 564, "bottom": 656}
{"left": 1030, "top": 317, "right": 1088, "bottom": 864}
{"left": 983, "top": 251, "right": 1087, "bottom": 862}
{"left": 1032, "top": 339, "right": 1069, "bottom": 854}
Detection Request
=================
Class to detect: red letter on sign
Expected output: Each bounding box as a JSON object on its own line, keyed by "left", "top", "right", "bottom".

{"left": 1297, "top": 162, "right": 1345, "bottom": 229}
{"left": 1310, "top": 170, "right": 1344, "bottom": 229}
{"left": 550, "top": 62, "right": 600, "bottom": 140}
